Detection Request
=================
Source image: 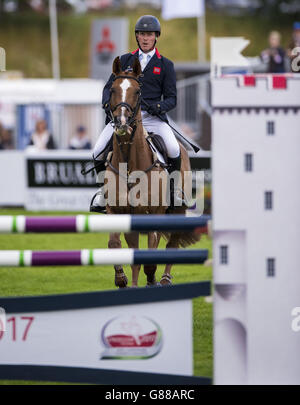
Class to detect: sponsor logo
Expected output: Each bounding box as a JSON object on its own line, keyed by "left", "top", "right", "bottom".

{"left": 153, "top": 67, "right": 161, "bottom": 75}
{"left": 27, "top": 159, "right": 96, "bottom": 188}
{"left": 100, "top": 315, "right": 163, "bottom": 359}
{"left": 96, "top": 26, "right": 116, "bottom": 63}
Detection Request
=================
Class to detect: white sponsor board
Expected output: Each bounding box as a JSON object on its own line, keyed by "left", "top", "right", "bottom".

{"left": 0, "top": 150, "right": 208, "bottom": 210}
{"left": 25, "top": 150, "right": 97, "bottom": 211}
{"left": 0, "top": 300, "right": 192, "bottom": 376}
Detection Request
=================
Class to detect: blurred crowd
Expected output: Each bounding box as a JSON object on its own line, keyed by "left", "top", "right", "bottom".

{"left": 0, "top": 119, "right": 92, "bottom": 151}
{"left": 0, "top": 122, "right": 14, "bottom": 150}
{"left": 0, "top": 19, "right": 299, "bottom": 151}
{"left": 26, "top": 120, "right": 92, "bottom": 151}
{"left": 260, "top": 21, "right": 300, "bottom": 73}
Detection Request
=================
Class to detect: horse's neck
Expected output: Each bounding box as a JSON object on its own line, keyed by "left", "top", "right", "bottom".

{"left": 129, "top": 121, "right": 152, "bottom": 171}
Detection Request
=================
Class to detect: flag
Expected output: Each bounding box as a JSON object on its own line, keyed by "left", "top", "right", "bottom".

{"left": 162, "top": 0, "right": 205, "bottom": 20}
{"left": 210, "top": 37, "right": 250, "bottom": 76}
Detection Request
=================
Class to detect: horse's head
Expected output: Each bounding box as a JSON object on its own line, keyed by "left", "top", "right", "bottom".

{"left": 109, "top": 56, "right": 142, "bottom": 136}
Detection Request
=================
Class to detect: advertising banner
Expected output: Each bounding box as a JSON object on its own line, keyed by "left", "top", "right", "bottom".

{"left": 25, "top": 151, "right": 97, "bottom": 211}
{"left": 90, "top": 18, "right": 129, "bottom": 81}
{"left": 21, "top": 150, "right": 209, "bottom": 212}
{"left": 0, "top": 301, "right": 191, "bottom": 374}
{"left": 0, "top": 283, "right": 211, "bottom": 384}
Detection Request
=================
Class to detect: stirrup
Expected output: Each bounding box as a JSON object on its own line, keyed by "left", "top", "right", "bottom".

{"left": 89, "top": 187, "right": 106, "bottom": 213}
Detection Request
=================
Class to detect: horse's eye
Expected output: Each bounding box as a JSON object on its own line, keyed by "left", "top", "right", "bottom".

{"left": 136, "top": 90, "right": 141, "bottom": 95}
{"left": 110, "top": 88, "right": 115, "bottom": 93}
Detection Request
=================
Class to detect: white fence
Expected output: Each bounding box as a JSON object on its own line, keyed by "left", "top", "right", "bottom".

{"left": 168, "top": 74, "right": 212, "bottom": 149}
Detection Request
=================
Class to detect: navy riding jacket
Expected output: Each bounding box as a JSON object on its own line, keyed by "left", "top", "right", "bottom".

{"left": 102, "top": 48, "right": 177, "bottom": 123}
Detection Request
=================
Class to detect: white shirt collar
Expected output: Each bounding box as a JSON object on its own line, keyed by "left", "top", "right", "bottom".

{"left": 139, "top": 48, "right": 156, "bottom": 60}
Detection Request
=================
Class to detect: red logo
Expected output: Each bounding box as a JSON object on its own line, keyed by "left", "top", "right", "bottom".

{"left": 153, "top": 67, "right": 161, "bottom": 75}
{"left": 96, "top": 26, "right": 115, "bottom": 63}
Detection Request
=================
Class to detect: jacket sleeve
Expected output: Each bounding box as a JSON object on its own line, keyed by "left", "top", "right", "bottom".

{"left": 159, "top": 59, "right": 177, "bottom": 113}
{"left": 101, "top": 73, "right": 115, "bottom": 107}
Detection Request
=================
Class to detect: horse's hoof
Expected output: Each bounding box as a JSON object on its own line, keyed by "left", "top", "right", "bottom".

{"left": 114, "top": 266, "right": 128, "bottom": 288}
{"left": 160, "top": 279, "right": 172, "bottom": 286}
{"left": 115, "top": 281, "right": 128, "bottom": 288}
{"left": 204, "top": 258, "right": 213, "bottom": 267}
{"left": 160, "top": 274, "right": 173, "bottom": 286}
{"left": 146, "top": 281, "right": 161, "bottom": 288}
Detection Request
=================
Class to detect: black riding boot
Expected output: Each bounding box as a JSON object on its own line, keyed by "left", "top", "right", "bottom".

{"left": 167, "top": 153, "right": 183, "bottom": 211}
{"left": 89, "top": 158, "right": 107, "bottom": 213}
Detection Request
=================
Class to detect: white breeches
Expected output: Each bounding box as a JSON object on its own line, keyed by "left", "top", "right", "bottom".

{"left": 93, "top": 111, "right": 180, "bottom": 160}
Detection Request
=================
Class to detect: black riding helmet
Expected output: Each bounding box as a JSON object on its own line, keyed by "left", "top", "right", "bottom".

{"left": 135, "top": 15, "right": 161, "bottom": 37}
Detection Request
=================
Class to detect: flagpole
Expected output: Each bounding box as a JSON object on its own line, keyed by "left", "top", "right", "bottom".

{"left": 197, "top": 0, "right": 206, "bottom": 62}
{"left": 197, "top": 15, "right": 206, "bottom": 62}
{"left": 49, "top": 0, "right": 60, "bottom": 80}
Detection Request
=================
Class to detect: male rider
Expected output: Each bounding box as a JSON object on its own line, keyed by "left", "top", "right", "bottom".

{"left": 90, "top": 15, "right": 181, "bottom": 212}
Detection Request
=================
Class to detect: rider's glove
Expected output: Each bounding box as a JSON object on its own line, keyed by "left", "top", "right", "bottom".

{"left": 146, "top": 103, "right": 161, "bottom": 116}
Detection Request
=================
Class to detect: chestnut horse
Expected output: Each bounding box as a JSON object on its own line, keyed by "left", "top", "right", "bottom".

{"left": 104, "top": 56, "right": 199, "bottom": 288}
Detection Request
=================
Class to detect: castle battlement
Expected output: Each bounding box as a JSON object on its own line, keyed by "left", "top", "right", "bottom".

{"left": 212, "top": 74, "right": 300, "bottom": 108}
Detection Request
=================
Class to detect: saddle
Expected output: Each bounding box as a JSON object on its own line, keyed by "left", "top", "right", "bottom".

{"left": 145, "top": 131, "right": 168, "bottom": 167}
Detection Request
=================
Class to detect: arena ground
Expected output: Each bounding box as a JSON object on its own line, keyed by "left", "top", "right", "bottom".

{"left": 0, "top": 208, "right": 213, "bottom": 384}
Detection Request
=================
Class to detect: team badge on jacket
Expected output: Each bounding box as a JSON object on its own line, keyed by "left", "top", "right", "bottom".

{"left": 153, "top": 67, "right": 161, "bottom": 75}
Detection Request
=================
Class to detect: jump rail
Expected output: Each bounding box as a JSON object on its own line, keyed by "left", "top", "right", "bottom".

{"left": 0, "top": 215, "right": 211, "bottom": 234}
{"left": 0, "top": 248, "right": 209, "bottom": 267}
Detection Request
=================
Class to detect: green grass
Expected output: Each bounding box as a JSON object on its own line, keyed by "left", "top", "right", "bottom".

{"left": 0, "top": 7, "right": 295, "bottom": 77}
{"left": 0, "top": 208, "right": 213, "bottom": 385}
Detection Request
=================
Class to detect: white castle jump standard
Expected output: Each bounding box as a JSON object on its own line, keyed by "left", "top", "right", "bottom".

{"left": 212, "top": 72, "right": 300, "bottom": 384}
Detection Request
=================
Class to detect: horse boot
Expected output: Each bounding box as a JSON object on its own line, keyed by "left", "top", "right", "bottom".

{"left": 90, "top": 158, "right": 107, "bottom": 213}
{"left": 166, "top": 153, "right": 184, "bottom": 212}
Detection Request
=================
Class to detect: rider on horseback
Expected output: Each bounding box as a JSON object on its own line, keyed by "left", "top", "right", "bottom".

{"left": 90, "top": 15, "right": 182, "bottom": 213}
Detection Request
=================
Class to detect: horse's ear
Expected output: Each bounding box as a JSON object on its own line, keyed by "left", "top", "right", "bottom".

{"left": 112, "top": 56, "right": 122, "bottom": 76}
{"left": 132, "top": 57, "right": 142, "bottom": 77}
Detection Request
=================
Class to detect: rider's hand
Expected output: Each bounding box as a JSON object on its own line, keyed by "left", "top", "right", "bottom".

{"left": 146, "top": 103, "right": 161, "bottom": 116}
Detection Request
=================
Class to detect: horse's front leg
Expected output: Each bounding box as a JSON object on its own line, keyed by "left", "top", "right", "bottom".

{"left": 108, "top": 232, "right": 128, "bottom": 288}
{"left": 144, "top": 232, "right": 161, "bottom": 286}
{"left": 160, "top": 233, "right": 180, "bottom": 286}
{"left": 124, "top": 231, "right": 140, "bottom": 287}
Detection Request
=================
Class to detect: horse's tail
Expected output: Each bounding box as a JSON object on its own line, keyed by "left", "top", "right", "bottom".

{"left": 161, "top": 143, "right": 202, "bottom": 247}
{"left": 160, "top": 230, "right": 201, "bottom": 248}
